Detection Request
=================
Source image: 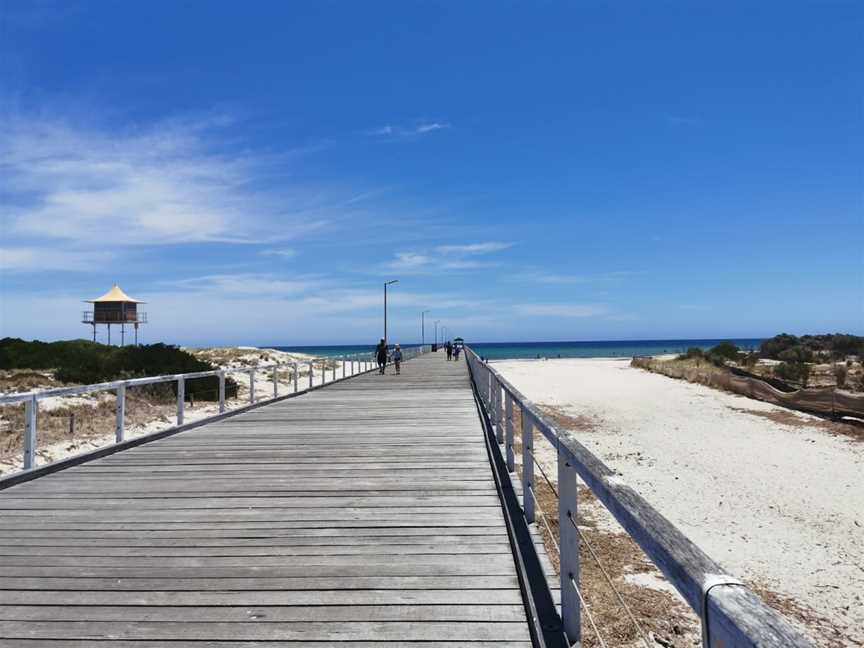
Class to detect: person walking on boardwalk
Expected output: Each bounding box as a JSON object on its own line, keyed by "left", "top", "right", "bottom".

{"left": 445, "top": 340, "right": 453, "bottom": 361}
{"left": 375, "top": 338, "right": 388, "bottom": 374}
{"left": 393, "top": 344, "right": 403, "bottom": 375}
{"left": 453, "top": 344, "right": 461, "bottom": 361}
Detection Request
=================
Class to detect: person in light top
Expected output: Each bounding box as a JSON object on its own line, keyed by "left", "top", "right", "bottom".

{"left": 392, "top": 344, "right": 403, "bottom": 375}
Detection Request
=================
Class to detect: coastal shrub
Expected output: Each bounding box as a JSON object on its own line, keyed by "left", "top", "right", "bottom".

{"left": 774, "top": 361, "right": 811, "bottom": 387}
{"left": 759, "top": 333, "right": 799, "bottom": 359}
{"left": 834, "top": 364, "right": 848, "bottom": 389}
{"left": 677, "top": 347, "right": 704, "bottom": 360}
{"left": 0, "top": 338, "right": 236, "bottom": 401}
{"left": 759, "top": 333, "right": 864, "bottom": 361}
{"left": 709, "top": 342, "right": 740, "bottom": 360}
{"left": 777, "top": 345, "right": 814, "bottom": 363}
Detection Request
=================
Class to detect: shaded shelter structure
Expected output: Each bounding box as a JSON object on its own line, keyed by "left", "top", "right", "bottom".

{"left": 82, "top": 284, "right": 147, "bottom": 345}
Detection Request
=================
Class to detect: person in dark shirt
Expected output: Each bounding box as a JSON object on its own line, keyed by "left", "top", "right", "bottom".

{"left": 375, "top": 338, "right": 388, "bottom": 374}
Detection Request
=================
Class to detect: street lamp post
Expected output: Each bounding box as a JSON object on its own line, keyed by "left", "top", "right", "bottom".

{"left": 434, "top": 320, "right": 440, "bottom": 349}
{"left": 421, "top": 310, "right": 430, "bottom": 348}
{"left": 384, "top": 280, "right": 399, "bottom": 346}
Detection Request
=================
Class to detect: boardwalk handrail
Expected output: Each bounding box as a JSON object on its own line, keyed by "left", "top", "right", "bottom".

{"left": 464, "top": 347, "right": 814, "bottom": 648}
{"left": 1, "top": 346, "right": 428, "bottom": 471}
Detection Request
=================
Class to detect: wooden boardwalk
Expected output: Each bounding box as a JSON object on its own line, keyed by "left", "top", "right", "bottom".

{"left": 0, "top": 353, "right": 534, "bottom": 646}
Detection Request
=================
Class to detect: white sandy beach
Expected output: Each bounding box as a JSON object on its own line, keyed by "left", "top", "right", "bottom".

{"left": 495, "top": 358, "right": 863, "bottom": 647}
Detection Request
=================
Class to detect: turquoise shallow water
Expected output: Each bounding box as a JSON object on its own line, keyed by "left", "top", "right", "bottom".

{"left": 273, "top": 339, "right": 762, "bottom": 360}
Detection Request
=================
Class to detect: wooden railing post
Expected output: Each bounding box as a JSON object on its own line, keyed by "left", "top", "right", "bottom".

{"left": 176, "top": 377, "right": 185, "bottom": 425}
{"left": 115, "top": 384, "right": 126, "bottom": 443}
{"left": 495, "top": 379, "right": 504, "bottom": 444}
{"left": 522, "top": 409, "right": 535, "bottom": 523}
{"left": 218, "top": 370, "right": 226, "bottom": 413}
{"left": 559, "top": 456, "right": 581, "bottom": 645}
{"left": 272, "top": 366, "right": 279, "bottom": 398}
{"left": 249, "top": 369, "right": 255, "bottom": 404}
{"left": 308, "top": 361, "right": 313, "bottom": 390}
{"left": 293, "top": 363, "right": 298, "bottom": 393}
{"left": 505, "top": 391, "right": 515, "bottom": 472}
{"left": 23, "top": 396, "right": 37, "bottom": 470}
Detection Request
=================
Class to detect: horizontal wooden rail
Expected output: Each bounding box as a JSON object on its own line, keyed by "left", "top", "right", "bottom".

{"left": 464, "top": 346, "right": 814, "bottom": 648}
{"left": 1, "top": 346, "right": 428, "bottom": 472}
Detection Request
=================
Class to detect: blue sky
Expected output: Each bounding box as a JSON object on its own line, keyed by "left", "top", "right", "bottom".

{"left": 1, "top": 1, "right": 861, "bottom": 346}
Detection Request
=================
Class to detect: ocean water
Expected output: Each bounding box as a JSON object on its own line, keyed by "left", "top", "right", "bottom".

{"left": 274, "top": 339, "right": 762, "bottom": 360}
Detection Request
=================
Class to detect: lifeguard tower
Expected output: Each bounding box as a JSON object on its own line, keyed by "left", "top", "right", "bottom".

{"left": 82, "top": 285, "right": 147, "bottom": 346}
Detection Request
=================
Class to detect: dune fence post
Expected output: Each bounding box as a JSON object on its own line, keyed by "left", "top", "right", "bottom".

{"left": 273, "top": 366, "right": 279, "bottom": 398}
{"left": 115, "top": 384, "right": 126, "bottom": 443}
{"left": 293, "top": 363, "right": 298, "bottom": 393}
{"left": 176, "top": 377, "right": 185, "bottom": 426}
{"left": 559, "top": 455, "right": 581, "bottom": 644}
{"left": 218, "top": 370, "right": 226, "bottom": 413}
{"left": 23, "top": 396, "right": 37, "bottom": 470}
{"left": 249, "top": 369, "right": 255, "bottom": 404}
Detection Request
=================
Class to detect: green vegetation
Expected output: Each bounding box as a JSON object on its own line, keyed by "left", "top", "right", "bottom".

{"left": 0, "top": 338, "right": 235, "bottom": 400}
{"left": 678, "top": 341, "right": 744, "bottom": 367}
{"left": 774, "top": 361, "right": 811, "bottom": 387}
{"left": 759, "top": 333, "right": 864, "bottom": 361}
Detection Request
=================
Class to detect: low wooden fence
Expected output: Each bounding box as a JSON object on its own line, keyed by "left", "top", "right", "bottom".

{"left": 631, "top": 357, "right": 864, "bottom": 420}
{"left": 0, "top": 346, "right": 428, "bottom": 472}
{"left": 465, "top": 347, "right": 814, "bottom": 648}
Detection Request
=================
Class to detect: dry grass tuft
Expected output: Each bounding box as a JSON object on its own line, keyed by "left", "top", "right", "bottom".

{"left": 728, "top": 406, "right": 863, "bottom": 442}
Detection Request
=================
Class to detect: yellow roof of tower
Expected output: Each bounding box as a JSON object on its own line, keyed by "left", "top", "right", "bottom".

{"left": 86, "top": 285, "right": 145, "bottom": 304}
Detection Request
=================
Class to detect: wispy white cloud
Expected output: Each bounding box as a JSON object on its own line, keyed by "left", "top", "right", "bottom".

{"left": 511, "top": 270, "right": 638, "bottom": 285}
{"left": 0, "top": 247, "right": 114, "bottom": 272}
{"left": 414, "top": 122, "right": 448, "bottom": 134}
{"left": 382, "top": 240, "right": 511, "bottom": 275}
{"left": 164, "top": 273, "right": 326, "bottom": 297}
{"left": 0, "top": 114, "right": 330, "bottom": 250}
{"left": 436, "top": 242, "right": 513, "bottom": 256}
{"left": 260, "top": 248, "right": 297, "bottom": 259}
{"left": 367, "top": 121, "right": 451, "bottom": 138}
{"left": 513, "top": 303, "right": 608, "bottom": 318}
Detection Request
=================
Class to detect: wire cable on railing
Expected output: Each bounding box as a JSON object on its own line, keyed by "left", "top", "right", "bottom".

{"left": 528, "top": 482, "right": 610, "bottom": 648}
{"left": 526, "top": 445, "right": 560, "bottom": 499}
{"left": 517, "top": 413, "right": 655, "bottom": 648}
{"left": 565, "top": 512, "right": 653, "bottom": 648}
{"left": 568, "top": 575, "right": 610, "bottom": 648}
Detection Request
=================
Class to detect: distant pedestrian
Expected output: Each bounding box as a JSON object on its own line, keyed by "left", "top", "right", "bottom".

{"left": 375, "top": 338, "right": 387, "bottom": 374}
{"left": 446, "top": 341, "right": 453, "bottom": 360}
{"left": 454, "top": 345, "right": 461, "bottom": 361}
{"left": 393, "top": 344, "right": 403, "bottom": 374}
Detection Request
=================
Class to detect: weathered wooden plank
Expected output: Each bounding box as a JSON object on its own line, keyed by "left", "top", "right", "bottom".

{"left": 3, "top": 641, "right": 532, "bottom": 648}
{"left": 0, "top": 604, "right": 527, "bottom": 622}
{"left": 0, "top": 589, "right": 524, "bottom": 606}
{"left": 0, "top": 542, "right": 512, "bottom": 556}
{"left": 0, "top": 620, "right": 532, "bottom": 641}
